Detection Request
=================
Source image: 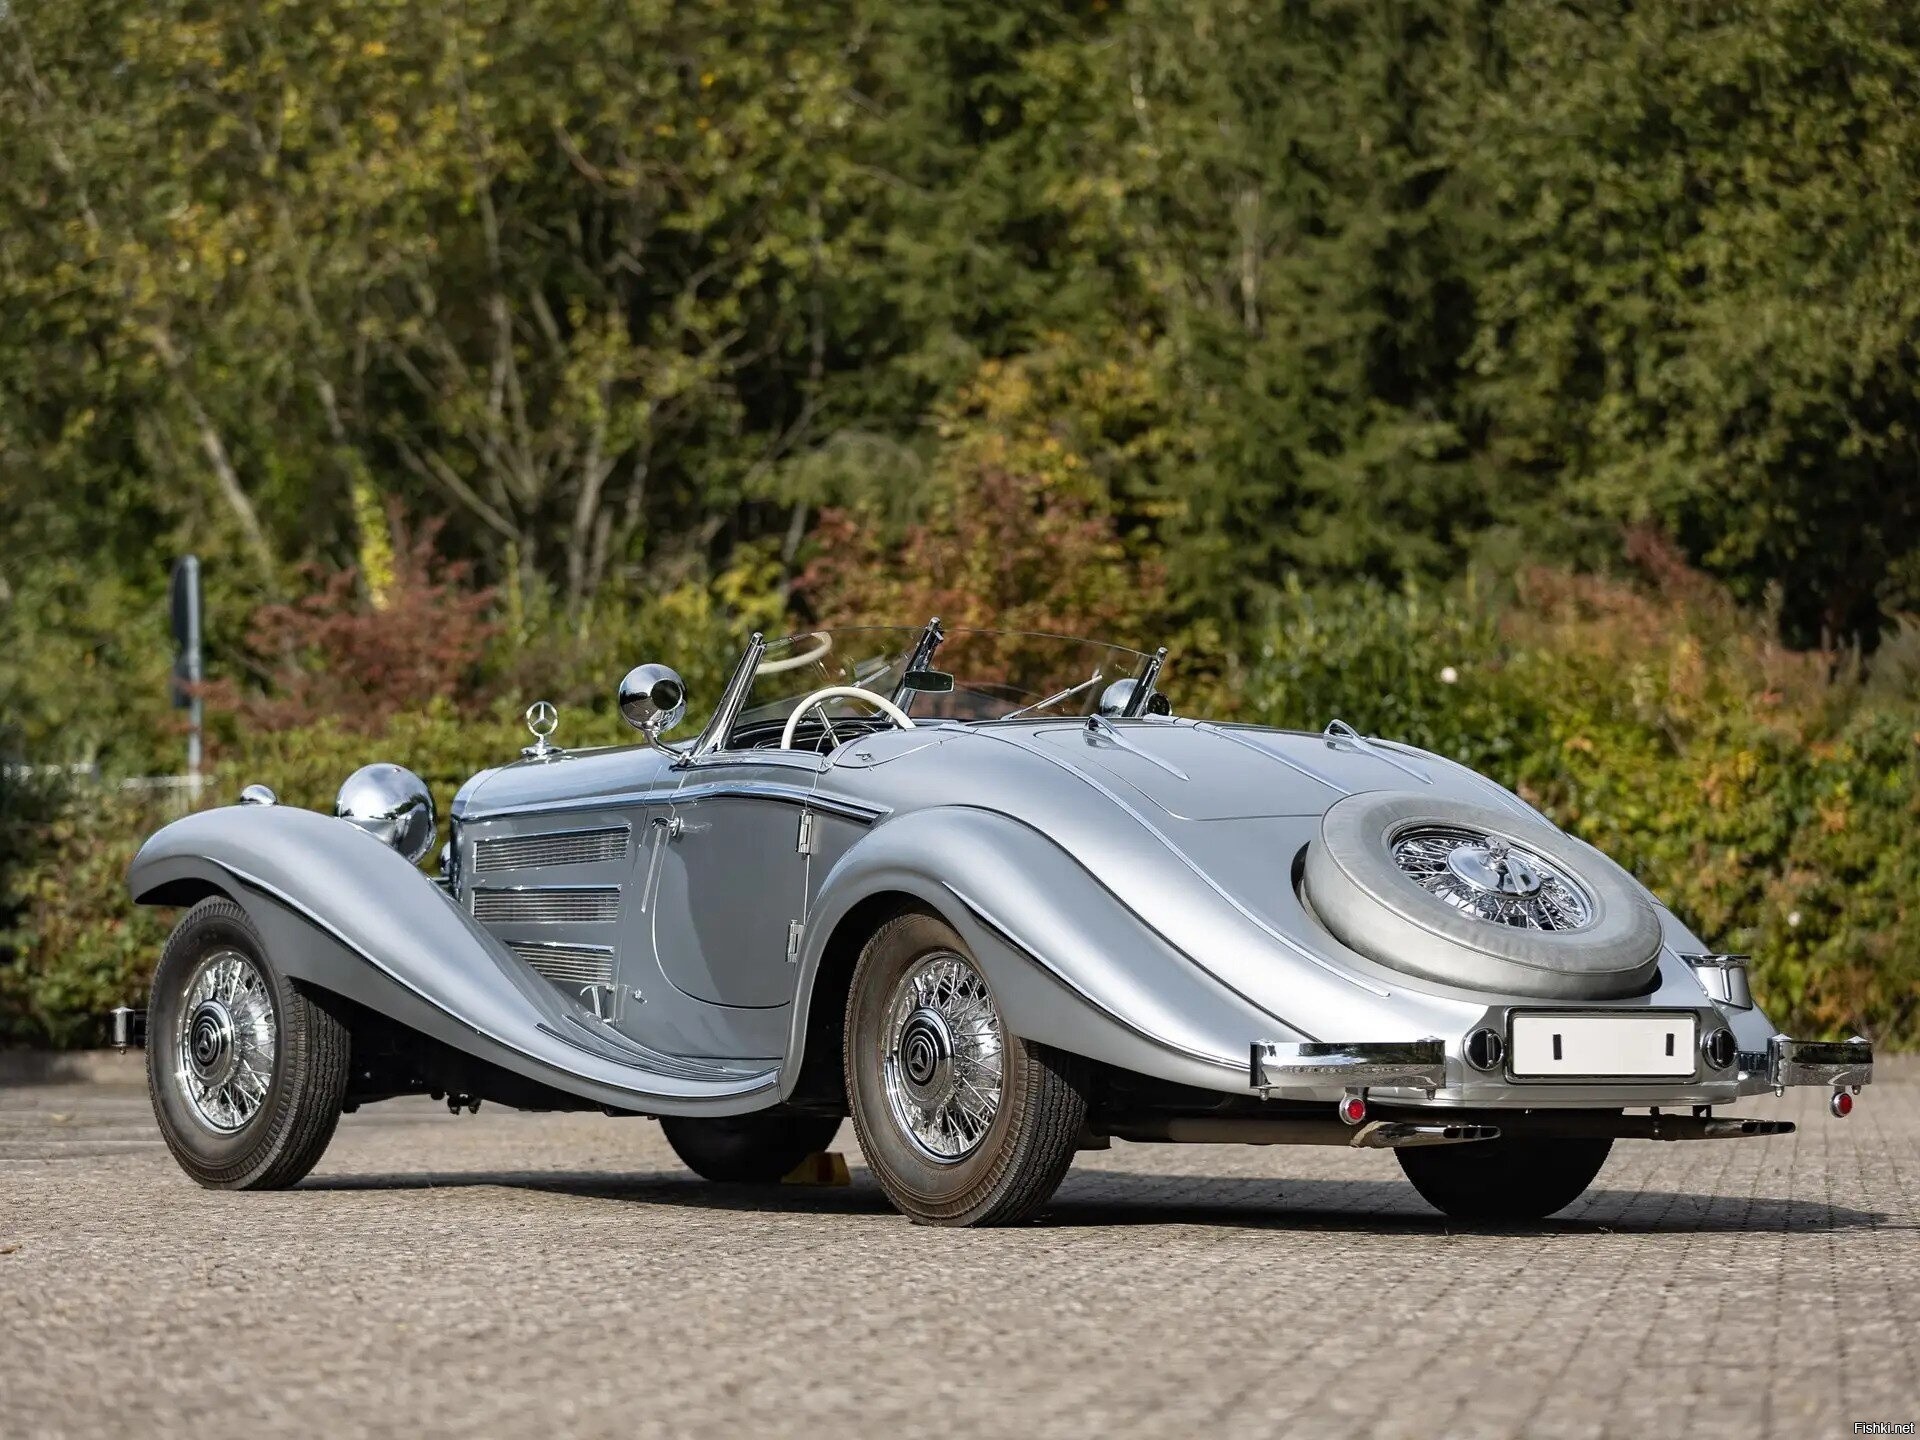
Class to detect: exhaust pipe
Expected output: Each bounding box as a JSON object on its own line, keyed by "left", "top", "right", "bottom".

{"left": 1106, "top": 1117, "right": 1498, "bottom": 1149}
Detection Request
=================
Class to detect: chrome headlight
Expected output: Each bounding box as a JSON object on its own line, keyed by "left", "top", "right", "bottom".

{"left": 335, "top": 763, "right": 437, "bottom": 865}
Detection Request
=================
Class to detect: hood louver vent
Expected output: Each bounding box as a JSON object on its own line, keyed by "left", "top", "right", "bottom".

{"left": 507, "top": 942, "right": 615, "bottom": 989}
{"left": 474, "top": 826, "right": 628, "bottom": 874}
{"left": 473, "top": 887, "right": 621, "bottom": 924}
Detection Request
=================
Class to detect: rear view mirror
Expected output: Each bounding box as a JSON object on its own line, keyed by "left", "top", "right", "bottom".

{"left": 902, "top": 669, "right": 955, "bottom": 693}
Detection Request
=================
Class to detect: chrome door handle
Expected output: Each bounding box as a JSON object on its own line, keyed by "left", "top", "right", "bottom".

{"left": 651, "top": 815, "right": 685, "bottom": 841}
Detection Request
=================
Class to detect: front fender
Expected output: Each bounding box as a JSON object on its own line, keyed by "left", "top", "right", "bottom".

{"left": 129, "top": 806, "right": 777, "bottom": 1113}
{"left": 786, "top": 806, "right": 1303, "bottom": 1097}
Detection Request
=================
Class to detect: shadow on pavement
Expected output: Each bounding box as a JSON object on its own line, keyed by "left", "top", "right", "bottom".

{"left": 300, "top": 1166, "right": 1900, "bottom": 1235}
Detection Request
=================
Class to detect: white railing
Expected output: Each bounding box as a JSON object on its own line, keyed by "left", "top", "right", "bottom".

{"left": 3, "top": 765, "right": 206, "bottom": 815}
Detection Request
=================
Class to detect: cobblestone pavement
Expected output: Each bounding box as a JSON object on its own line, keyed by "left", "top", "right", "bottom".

{"left": 3, "top": 1060, "right": 1916, "bottom": 1440}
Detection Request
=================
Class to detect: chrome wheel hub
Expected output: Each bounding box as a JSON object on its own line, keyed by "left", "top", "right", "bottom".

{"left": 881, "top": 952, "right": 1004, "bottom": 1163}
{"left": 1392, "top": 826, "right": 1594, "bottom": 931}
{"left": 175, "top": 951, "right": 277, "bottom": 1133}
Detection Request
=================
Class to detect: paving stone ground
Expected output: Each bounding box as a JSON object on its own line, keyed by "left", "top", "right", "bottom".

{"left": 3, "top": 1058, "right": 1916, "bottom": 1440}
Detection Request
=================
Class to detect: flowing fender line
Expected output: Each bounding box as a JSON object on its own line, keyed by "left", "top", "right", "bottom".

{"left": 980, "top": 730, "right": 1393, "bottom": 998}
{"left": 185, "top": 857, "right": 779, "bottom": 1106}
{"left": 941, "top": 880, "right": 1253, "bottom": 1076}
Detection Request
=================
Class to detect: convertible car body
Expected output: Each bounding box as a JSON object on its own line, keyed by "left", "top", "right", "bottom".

{"left": 121, "top": 620, "right": 1872, "bottom": 1225}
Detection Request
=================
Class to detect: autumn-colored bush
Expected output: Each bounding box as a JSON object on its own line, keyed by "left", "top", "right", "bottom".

{"left": 796, "top": 353, "right": 1168, "bottom": 649}
{"left": 204, "top": 517, "right": 497, "bottom": 736}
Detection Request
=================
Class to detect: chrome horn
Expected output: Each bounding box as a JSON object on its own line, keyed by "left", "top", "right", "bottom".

{"left": 618, "top": 664, "right": 688, "bottom": 742}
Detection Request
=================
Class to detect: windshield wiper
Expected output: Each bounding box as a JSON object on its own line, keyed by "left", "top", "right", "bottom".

{"left": 1000, "top": 671, "right": 1104, "bottom": 721}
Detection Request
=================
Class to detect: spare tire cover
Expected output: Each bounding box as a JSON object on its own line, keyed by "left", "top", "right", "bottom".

{"left": 1302, "top": 791, "right": 1662, "bottom": 1000}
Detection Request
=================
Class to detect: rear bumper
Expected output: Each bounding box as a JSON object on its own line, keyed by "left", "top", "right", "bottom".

{"left": 1250, "top": 1039, "right": 1446, "bottom": 1095}
{"left": 1251, "top": 1032, "right": 1873, "bottom": 1106}
{"left": 1756, "top": 1035, "right": 1873, "bottom": 1090}
{"left": 109, "top": 1007, "right": 147, "bottom": 1051}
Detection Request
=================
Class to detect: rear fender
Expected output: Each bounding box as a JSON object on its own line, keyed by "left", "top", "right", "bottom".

{"left": 130, "top": 806, "right": 777, "bottom": 1114}
{"left": 786, "top": 806, "right": 1297, "bottom": 1097}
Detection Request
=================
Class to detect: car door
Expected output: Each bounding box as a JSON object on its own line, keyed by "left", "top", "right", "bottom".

{"left": 646, "top": 749, "right": 821, "bottom": 1009}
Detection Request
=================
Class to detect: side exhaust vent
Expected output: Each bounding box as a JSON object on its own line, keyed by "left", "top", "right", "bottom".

{"left": 507, "top": 941, "right": 616, "bottom": 990}
{"left": 473, "top": 887, "right": 621, "bottom": 924}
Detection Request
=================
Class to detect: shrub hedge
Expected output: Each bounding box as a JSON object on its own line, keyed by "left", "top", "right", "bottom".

{"left": 3, "top": 569, "right": 1915, "bottom": 1048}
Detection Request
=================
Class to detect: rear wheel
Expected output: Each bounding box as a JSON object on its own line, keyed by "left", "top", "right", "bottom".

{"left": 147, "top": 898, "right": 350, "bottom": 1189}
{"left": 1397, "top": 1135, "right": 1613, "bottom": 1222}
{"left": 659, "top": 1113, "right": 842, "bottom": 1183}
{"left": 844, "top": 911, "right": 1086, "bottom": 1227}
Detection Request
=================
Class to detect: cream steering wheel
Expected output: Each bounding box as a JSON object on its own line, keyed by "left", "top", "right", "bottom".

{"left": 779, "top": 685, "right": 918, "bottom": 750}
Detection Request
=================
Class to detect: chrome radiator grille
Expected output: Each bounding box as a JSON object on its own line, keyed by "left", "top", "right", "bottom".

{"left": 472, "top": 887, "right": 621, "bottom": 924}
{"left": 507, "top": 942, "right": 615, "bottom": 989}
{"left": 473, "top": 826, "right": 628, "bottom": 874}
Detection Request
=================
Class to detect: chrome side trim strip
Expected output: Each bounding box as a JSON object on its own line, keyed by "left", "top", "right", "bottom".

{"left": 669, "top": 779, "right": 887, "bottom": 825}
{"left": 460, "top": 788, "right": 678, "bottom": 822}
{"left": 985, "top": 730, "right": 1391, "bottom": 996}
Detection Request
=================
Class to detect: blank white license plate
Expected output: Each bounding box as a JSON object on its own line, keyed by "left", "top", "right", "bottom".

{"left": 1508, "top": 1013, "right": 1699, "bottom": 1078}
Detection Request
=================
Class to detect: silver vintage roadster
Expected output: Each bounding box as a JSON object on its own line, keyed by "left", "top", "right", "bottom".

{"left": 122, "top": 620, "right": 1872, "bottom": 1225}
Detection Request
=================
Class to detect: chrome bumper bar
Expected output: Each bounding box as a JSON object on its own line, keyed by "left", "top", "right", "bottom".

{"left": 1251, "top": 1039, "right": 1445, "bottom": 1095}
{"left": 1756, "top": 1035, "right": 1873, "bottom": 1090}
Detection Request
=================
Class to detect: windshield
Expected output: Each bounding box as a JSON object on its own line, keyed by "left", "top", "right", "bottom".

{"left": 729, "top": 626, "right": 1158, "bottom": 748}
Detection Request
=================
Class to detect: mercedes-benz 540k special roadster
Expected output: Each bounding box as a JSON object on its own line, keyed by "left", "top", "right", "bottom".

{"left": 119, "top": 620, "right": 1872, "bottom": 1226}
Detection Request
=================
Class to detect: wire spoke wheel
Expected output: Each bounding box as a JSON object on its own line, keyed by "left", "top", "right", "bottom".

{"left": 1390, "top": 824, "right": 1594, "bottom": 932}
{"left": 845, "top": 911, "right": 1085, "bottom": 1226}
{"left": 148, "top": 898, "right": 350, "bottom": 1190}
{"left": 176, "top": 949, "right": 279, "bottom": 1133}
{"left": 880, "top": 950, "right": 1006, "bottom": 1163}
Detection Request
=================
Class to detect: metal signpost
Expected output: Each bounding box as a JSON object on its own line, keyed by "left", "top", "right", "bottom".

{"left": 169, "top": 555, "right": 203, "bottom": 803}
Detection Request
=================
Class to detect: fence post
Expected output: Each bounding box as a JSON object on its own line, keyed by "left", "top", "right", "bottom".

{"left": 170, "top": 556, "right": 204, "bottom": 805}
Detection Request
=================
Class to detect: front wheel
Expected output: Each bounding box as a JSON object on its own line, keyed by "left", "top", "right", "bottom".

{"left": 844, "top": 911, "right": 1086, "bottom": 1227}
{"left": 1397, "top": 1135, "right": 1613, "bottom": 1222}
{"left": 147, "top": 898, "right": 350, "bottom": 1189}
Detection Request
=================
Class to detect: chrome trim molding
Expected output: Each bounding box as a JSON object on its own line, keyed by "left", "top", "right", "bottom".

{"left": 1082, "top": 713, "right": 1189, "bottom": 778}
{"left": 474, "top": 825, "right": 629, "bottom": 874}
{"left": 1252, "top": 1038, "right": 1447, "bottom": 1093}
{"left": 688, "top": 631, "right": 766, "bottom": 762}
{"left": 1323, "top": 718, "right": 1432, "bottom": 785}
{"left": 1198, "top": 723, "right": 1349, "bottom": 794}
{"left": 671, "top": 779, "right": 885, "bottom": 824}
